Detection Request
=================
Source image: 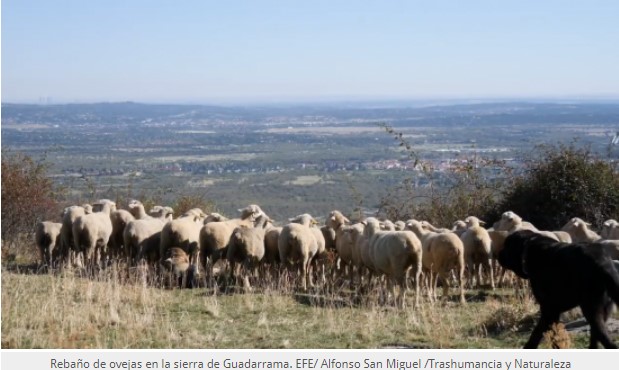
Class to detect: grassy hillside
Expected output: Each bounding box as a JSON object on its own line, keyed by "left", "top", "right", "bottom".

{"left": 3, "top": 265, "right": 615, "bottom": 349}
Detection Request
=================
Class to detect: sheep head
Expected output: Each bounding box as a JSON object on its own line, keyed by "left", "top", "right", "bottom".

{"left": 182, "top": 208, "right": 207, "bottom": 222}
{"left": 361, "top": 217, "right": 382, "bottom": 236}
{"left": 326, "top": 210, "right": 350, "bottom": 229}
{"left": 238, "top": 204, "right": 265, "bottom": 221}
{"left": 204, "top": 212, "right": 228, "bottom": 224}
{"left": 561, "top": 217, "right": 591, "bottom": 232}
{"left": 465, "top": 216, "right": 485, "bottom": 228}
{"left": 380, "top": 220, "right": 396, "bottom": 231}
{"left": 453, "top": 220, "right": 467, "bottom": 232}
{"left": 289, "top": 213, "right": 316, "bottom": 227}
{"left": 77, "top": 204, "right": 91, "bottom": 214}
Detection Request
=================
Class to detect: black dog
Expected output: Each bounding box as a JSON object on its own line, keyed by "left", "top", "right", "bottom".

{"left": 499, "top": 230, "right": 619, "bottom": 349}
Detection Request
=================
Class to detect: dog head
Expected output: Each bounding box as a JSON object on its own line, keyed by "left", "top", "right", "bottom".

{"left": 499, "top": 230, "right": 541, "bottom": 279}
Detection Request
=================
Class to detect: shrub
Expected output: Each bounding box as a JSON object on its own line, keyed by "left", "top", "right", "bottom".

{"left": 1, "top": 151, "right": 60, "bottom": 257}
{"left": 490, "top": 143, "right": 619, "bottom": 229}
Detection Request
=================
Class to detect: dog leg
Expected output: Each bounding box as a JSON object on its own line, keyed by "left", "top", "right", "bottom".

{"left": 582, "top": 304, "right": 618, "bottom": 349}
{"left": 524, "top": 311, "right": 559, "bottom": 349}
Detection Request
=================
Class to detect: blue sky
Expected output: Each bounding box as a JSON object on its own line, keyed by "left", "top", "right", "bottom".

{"left": 2, "top": 0, "right": 619, "bottom": 104}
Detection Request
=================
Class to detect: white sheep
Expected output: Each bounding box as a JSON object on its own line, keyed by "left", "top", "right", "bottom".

{"left": 451, "top": 220, "right": 468, "bottom": 237}
{"left": 459, "top": 216, "right": 494, "bottom": 289}
{"left": 495, "top": 211, "right": 565, "bottom": 242}
{"left": 363, "top": 217, "right": 423, "bottom": 308}
{"left": 160, "top": 208, "right": 207, "bottom": 273}
{"left": 494, "top": 211, "right": 539, "bottom": 233}
{"left": 601, "top": 219, "right": 619, "bottom": 240}
{"left": 264, "top": 226, "right": 283, "bottom": 265}
{"left": 35, "top": 221, "right": 62, "bottom": 267}
{"left": 394, "top": 220, "right": 406, "bottom": 231}
{"left": 204, "top": 212, "right": 229, "bottom": 224}
{"left": 124, "top": 205, "right": 174, "bottom": 265}
{"left": 488, "top": 229, "right": 510, "bottom": 286}
{"left": 278, "top": 213, "right": 320, "bottom": 291}
{"left": 326, "top": 210, "right": 363, "bottom": 285}
{"left": 310, "top": 224, "right": 328, "bottom": 285}
{"left": 227, "top": 215, "right": 272, "bottom": 290}
{"left": 109, "top": 207, "right": 135, "bottom": 259}
{"left": 59, "top": 204, "right": 92, "bottom": 266}
{"left": 560, "top": 217, "right": 602, "bottom": 243}
{"left": 407, "top": 219, "right": 466, "bottom": 303}
{"left": 72, "top": 201, "right": 116, "bottom": 269}
{"left": 200, "top": 204, "right": 266, "bottom": 277}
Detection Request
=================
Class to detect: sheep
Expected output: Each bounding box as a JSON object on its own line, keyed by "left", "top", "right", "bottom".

{"left": 362, "top": 217, "right": 423, "bottom": 308}
{"left": 407, "top": 219, "right": 466, "bottom": 303}
{"left": 394, "top": 220, "right": 406, "bottom": 231}
{"left": 35, "top": 221, "right": 62, "bottom": 267}
{"left": 495, "top": 211, "right": 566, "bottom": 242}
{"left": 59, "top": 204, "right": 92, "bottom": 266}
{"left": 380, "top": 220, "right": 396, "bottom": 231}
{"left": 109, "top": 208, "right": 135, "bottom": 259}
{"left": 452, "top": 220, "right": 468, "bottom": 237}
{"left": 598, "top": 239, "right": 619, "bottom": 260}
{"left": 302, "top": 222, "right": 328, "bottom": 286}
{"left": 488, "top": 229, "right": 510, "bottom": 286}
{"left": 321, "top": 225, "right": 337, "bottom": 252}
{"left": 264, "top": 226, "right": 283, "bottom": 265}
{"left": 200, "top": 204, "right": 267, "bottom": 277}
{"left": 162, "top": 247, "right": 196, "bottom": 288}
{"left": 124, "top": 205, "right": 174, "bottom": 265}
{"left": 459, "top": 216, "right": 494, "bottom": 289}
{"left": 420, "top": 221, "right": 452, "bottom": 234}
{"left": 160, "top": 208, "right": 207, "bottom": 273}
{"left": 226, "top": 215, "right": 272, "bottom": 290}
{"left": 72, "top": 201, "right": 116, "bottom": 269}
{"left": 278, "top": 214, "right": 320, "bottom": 291}
{"left": 494, "top": 211, "right": 539, "bottom": 233}
{"left": 560, "top": 217, "right": 602, "bottom": 243}
{"left": 126, "top": 199, "right": 154, "bottom": 219}
{"left": 326, "top": 210, "right": 363, "bottom": 285}
{"left": 204, "top": 212, "right": 228, "bottom": 224}
{"left": 551, "top": 231, "right": 572, "bottom": 243}
{"left": 357, "top": 223, "right": 376, "bottom": 283}
{"left": 601, "top": 219, "right": 619, "bottom": 240}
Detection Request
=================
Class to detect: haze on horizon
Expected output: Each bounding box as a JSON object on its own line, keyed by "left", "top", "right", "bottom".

{"left": 2, "top": 0, "right": 619, "bottom": 104}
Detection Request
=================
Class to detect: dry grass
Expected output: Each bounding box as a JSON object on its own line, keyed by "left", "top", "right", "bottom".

{"left": 2, "top": 265, "right": 617, "bottom": 349}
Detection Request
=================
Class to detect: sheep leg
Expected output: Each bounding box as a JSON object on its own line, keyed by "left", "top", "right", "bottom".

{"left": 484, "top": 258, "right": 495, "bottom": 290}
{"left": 438, "top": 271, "right": 451, "bottom": 300}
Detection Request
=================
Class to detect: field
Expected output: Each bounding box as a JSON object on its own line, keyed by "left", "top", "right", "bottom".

{"left": 2, "top": 260, "right": 618, "bottom": 349}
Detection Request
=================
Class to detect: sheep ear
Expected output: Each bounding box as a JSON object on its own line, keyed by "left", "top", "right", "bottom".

{"left": 343, "top": 217, "right": 351, "bottom": 224}
{"left": 361, "top": 220, "right": 367, "bottom": 226}
{"left": 479, "top": 220, "right": 486, "bottom": 225}
{"left": 585, "top": 221, "right": 591, "bottom": 226}
{"left": 330, "top": 216, "right": 336, "bottom": 222}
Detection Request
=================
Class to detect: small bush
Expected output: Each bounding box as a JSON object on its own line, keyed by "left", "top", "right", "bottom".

{"left": 1, "top": 151, "right": 60, "bottom": 257}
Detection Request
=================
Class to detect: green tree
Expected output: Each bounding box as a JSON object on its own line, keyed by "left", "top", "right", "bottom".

{"left": 490, "top": 143, "right": 619, "bottom": 230}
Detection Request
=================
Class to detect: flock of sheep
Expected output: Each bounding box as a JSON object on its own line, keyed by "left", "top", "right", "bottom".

{"left": 35, "top": 199, "right": 619, "bottom": 307}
